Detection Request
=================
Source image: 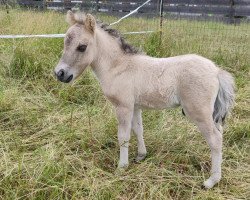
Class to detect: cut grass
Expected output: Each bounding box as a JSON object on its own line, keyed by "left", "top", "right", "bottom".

{"left": 0, "top": 8, "right": 250, "bottom": 199}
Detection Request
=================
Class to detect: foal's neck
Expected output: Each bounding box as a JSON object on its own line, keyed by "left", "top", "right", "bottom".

{"left": 90, "top": 27, "right": 127, "bottom": 80}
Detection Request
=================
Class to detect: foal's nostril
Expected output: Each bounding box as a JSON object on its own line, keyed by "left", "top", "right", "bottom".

{"left": 58, "top": 69, "right": 64, "bottom": 78}
{"left": 55, "top": 69, "right": 65, "bottom": 81}
{"left": 56, "top": 69, "right": 72, "bottom": 83}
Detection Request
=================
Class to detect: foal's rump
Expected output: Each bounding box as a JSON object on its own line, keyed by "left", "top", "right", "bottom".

{"left": 176, "top": 55, "right": 220, "bottom": 120}
{"left": 174, "top": 55, "right": 235, "bottom": 124}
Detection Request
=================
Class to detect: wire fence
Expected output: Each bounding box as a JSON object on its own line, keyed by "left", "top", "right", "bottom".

{"left": 162, "top": 1, "right": 250, "bottom": 58}
{"left": 3, "top": 0, "right": 250, "bottom": 22}
{"left": 0, "top": 0, "right": 249, "bottom": 56}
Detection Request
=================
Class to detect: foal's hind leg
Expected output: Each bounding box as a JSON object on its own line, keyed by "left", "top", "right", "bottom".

{"left": 132, "top": 108, "right": 147, "bottom": 162}
{"left": 196, "top": 119, "right": 222, "bottom": 189}
{"left": 183, "top": 106, "right": 222, "bottom": 189}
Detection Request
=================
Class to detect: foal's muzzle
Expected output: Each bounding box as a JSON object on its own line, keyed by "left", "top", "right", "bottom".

{"left": 55, "top": 69, "right": 73, "bottom": 83}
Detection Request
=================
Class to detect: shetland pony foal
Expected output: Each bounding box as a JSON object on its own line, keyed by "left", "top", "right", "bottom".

{"left": 54, "top": 11, "right": 235, "bottom": 189}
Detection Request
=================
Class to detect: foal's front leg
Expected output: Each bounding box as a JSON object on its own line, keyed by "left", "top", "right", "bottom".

{"left": 116, "top": 106, "right": 133, "bottom": 168}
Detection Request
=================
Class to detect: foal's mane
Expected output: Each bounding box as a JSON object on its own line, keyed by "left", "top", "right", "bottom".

{"left": 71, "top": 12, "right": 139, "bottom": 55}
{"left": 98, "top": 22, "right": 139, "bottom": 55}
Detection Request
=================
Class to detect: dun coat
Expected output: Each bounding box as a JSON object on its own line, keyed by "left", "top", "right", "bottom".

{"left": 54, "top": 11, "right": 235, "bottom": 189}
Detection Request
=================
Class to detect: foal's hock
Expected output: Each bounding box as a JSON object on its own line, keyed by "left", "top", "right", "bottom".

{"left": 54, "top": 11, "right": 235, "bottom": 189}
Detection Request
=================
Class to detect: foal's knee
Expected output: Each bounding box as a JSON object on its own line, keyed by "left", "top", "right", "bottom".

{"left": 118, "top": 133, "right": 130, "bottom": 146}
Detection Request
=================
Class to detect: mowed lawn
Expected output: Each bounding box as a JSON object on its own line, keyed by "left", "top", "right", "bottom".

{"left": 0, "top": 8, "right": 249, "bottom": 199}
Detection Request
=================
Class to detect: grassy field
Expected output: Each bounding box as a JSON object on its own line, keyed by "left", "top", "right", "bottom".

{"left": 0, "top": 8, "right": 249, "bottom": 199}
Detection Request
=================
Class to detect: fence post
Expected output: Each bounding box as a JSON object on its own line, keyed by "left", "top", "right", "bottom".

{"left": 229, "top": 0, "right": 235, "bottom": 24}
{"left": 159, "top": 0, "right": 164, "bottom": 45}
{"left": 43, "top": 0, "right": 47, "bottom": 10}
{"left": 64, "top": 0, "right": 71, "bottom": 11}
{"left": 95, "top": 0, "right": 99, "bottom": 13}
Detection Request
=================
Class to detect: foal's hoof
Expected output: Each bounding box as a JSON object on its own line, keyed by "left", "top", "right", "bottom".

{"left": 135, "top": 153, "right": 146, "bottom": 163}
{"left": 202, "top": 173, "right": 221, "bottom": 189}
{"left": 203, "top": 180, "right": 214, "bottom": 189}
{"left": 202, "top": 178, "right": 219, "bottom": 189}
{"left": 115, "top": 167, "right": 126, "bottom": 175}
{"left": 118, "top": 162, "right": 128, "bottom": 169}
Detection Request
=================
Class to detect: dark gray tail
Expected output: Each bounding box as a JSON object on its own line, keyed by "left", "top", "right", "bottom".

{"left": 213, "top": 70, "right": 235, "bottom": 124}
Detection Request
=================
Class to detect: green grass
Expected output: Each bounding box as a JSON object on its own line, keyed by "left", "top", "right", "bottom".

{"left": 0, "top": 8, "right": 250, "bottom": 199}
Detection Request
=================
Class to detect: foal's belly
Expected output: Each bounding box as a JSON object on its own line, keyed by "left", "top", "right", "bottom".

{"left": 136, "top": 90, "right": 180, "bottom": 109}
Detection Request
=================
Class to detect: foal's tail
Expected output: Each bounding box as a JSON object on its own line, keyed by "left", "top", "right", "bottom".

{"left": 213, "top": 70, "right": 235, "bottom": 124}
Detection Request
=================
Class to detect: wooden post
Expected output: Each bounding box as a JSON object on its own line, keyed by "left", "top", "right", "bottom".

{"left": 95, "top": 0, "right": 99, "bottom": 13}
{"left": 64, "top": 0, "right": 71, "bottom": 11}
{"left": 43, "top": 0, "right": 47, "bottom": 10}
{"left": 159, "top": 0, "right": 164, "bottom": 46}
{"left": 229, "top": 0, "right": 235, "bottom": 24}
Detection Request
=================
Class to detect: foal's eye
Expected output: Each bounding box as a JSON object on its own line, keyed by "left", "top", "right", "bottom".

{"left": 77, "top": 44, "right": 87, "bottom": 52}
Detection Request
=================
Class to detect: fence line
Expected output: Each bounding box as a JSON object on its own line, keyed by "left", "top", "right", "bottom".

{"left": 0, "top": 31, "right": 156, "bottom": 39}
{"left": 0, "top": 0, "right": 157, "bottom": 39}
{"left": 3, "top": 0, "right": 249, "bottom": 23}
{"left": 0, "top": 0, "right": 249, "bottom": 55}
{"left": 0, "top": 34, "right": 66, "bottom": 39}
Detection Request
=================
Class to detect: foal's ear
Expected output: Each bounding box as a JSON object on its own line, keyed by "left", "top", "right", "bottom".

{"left": 85, "top": 14, "right": 96, "bottom": 34}
{"left": 66, "top": 10, "right": 76, "bottom": 25}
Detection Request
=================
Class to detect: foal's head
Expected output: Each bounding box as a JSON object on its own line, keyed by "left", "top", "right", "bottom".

{"left": 54, "top": 11, "right": 97, "bottom": 83}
